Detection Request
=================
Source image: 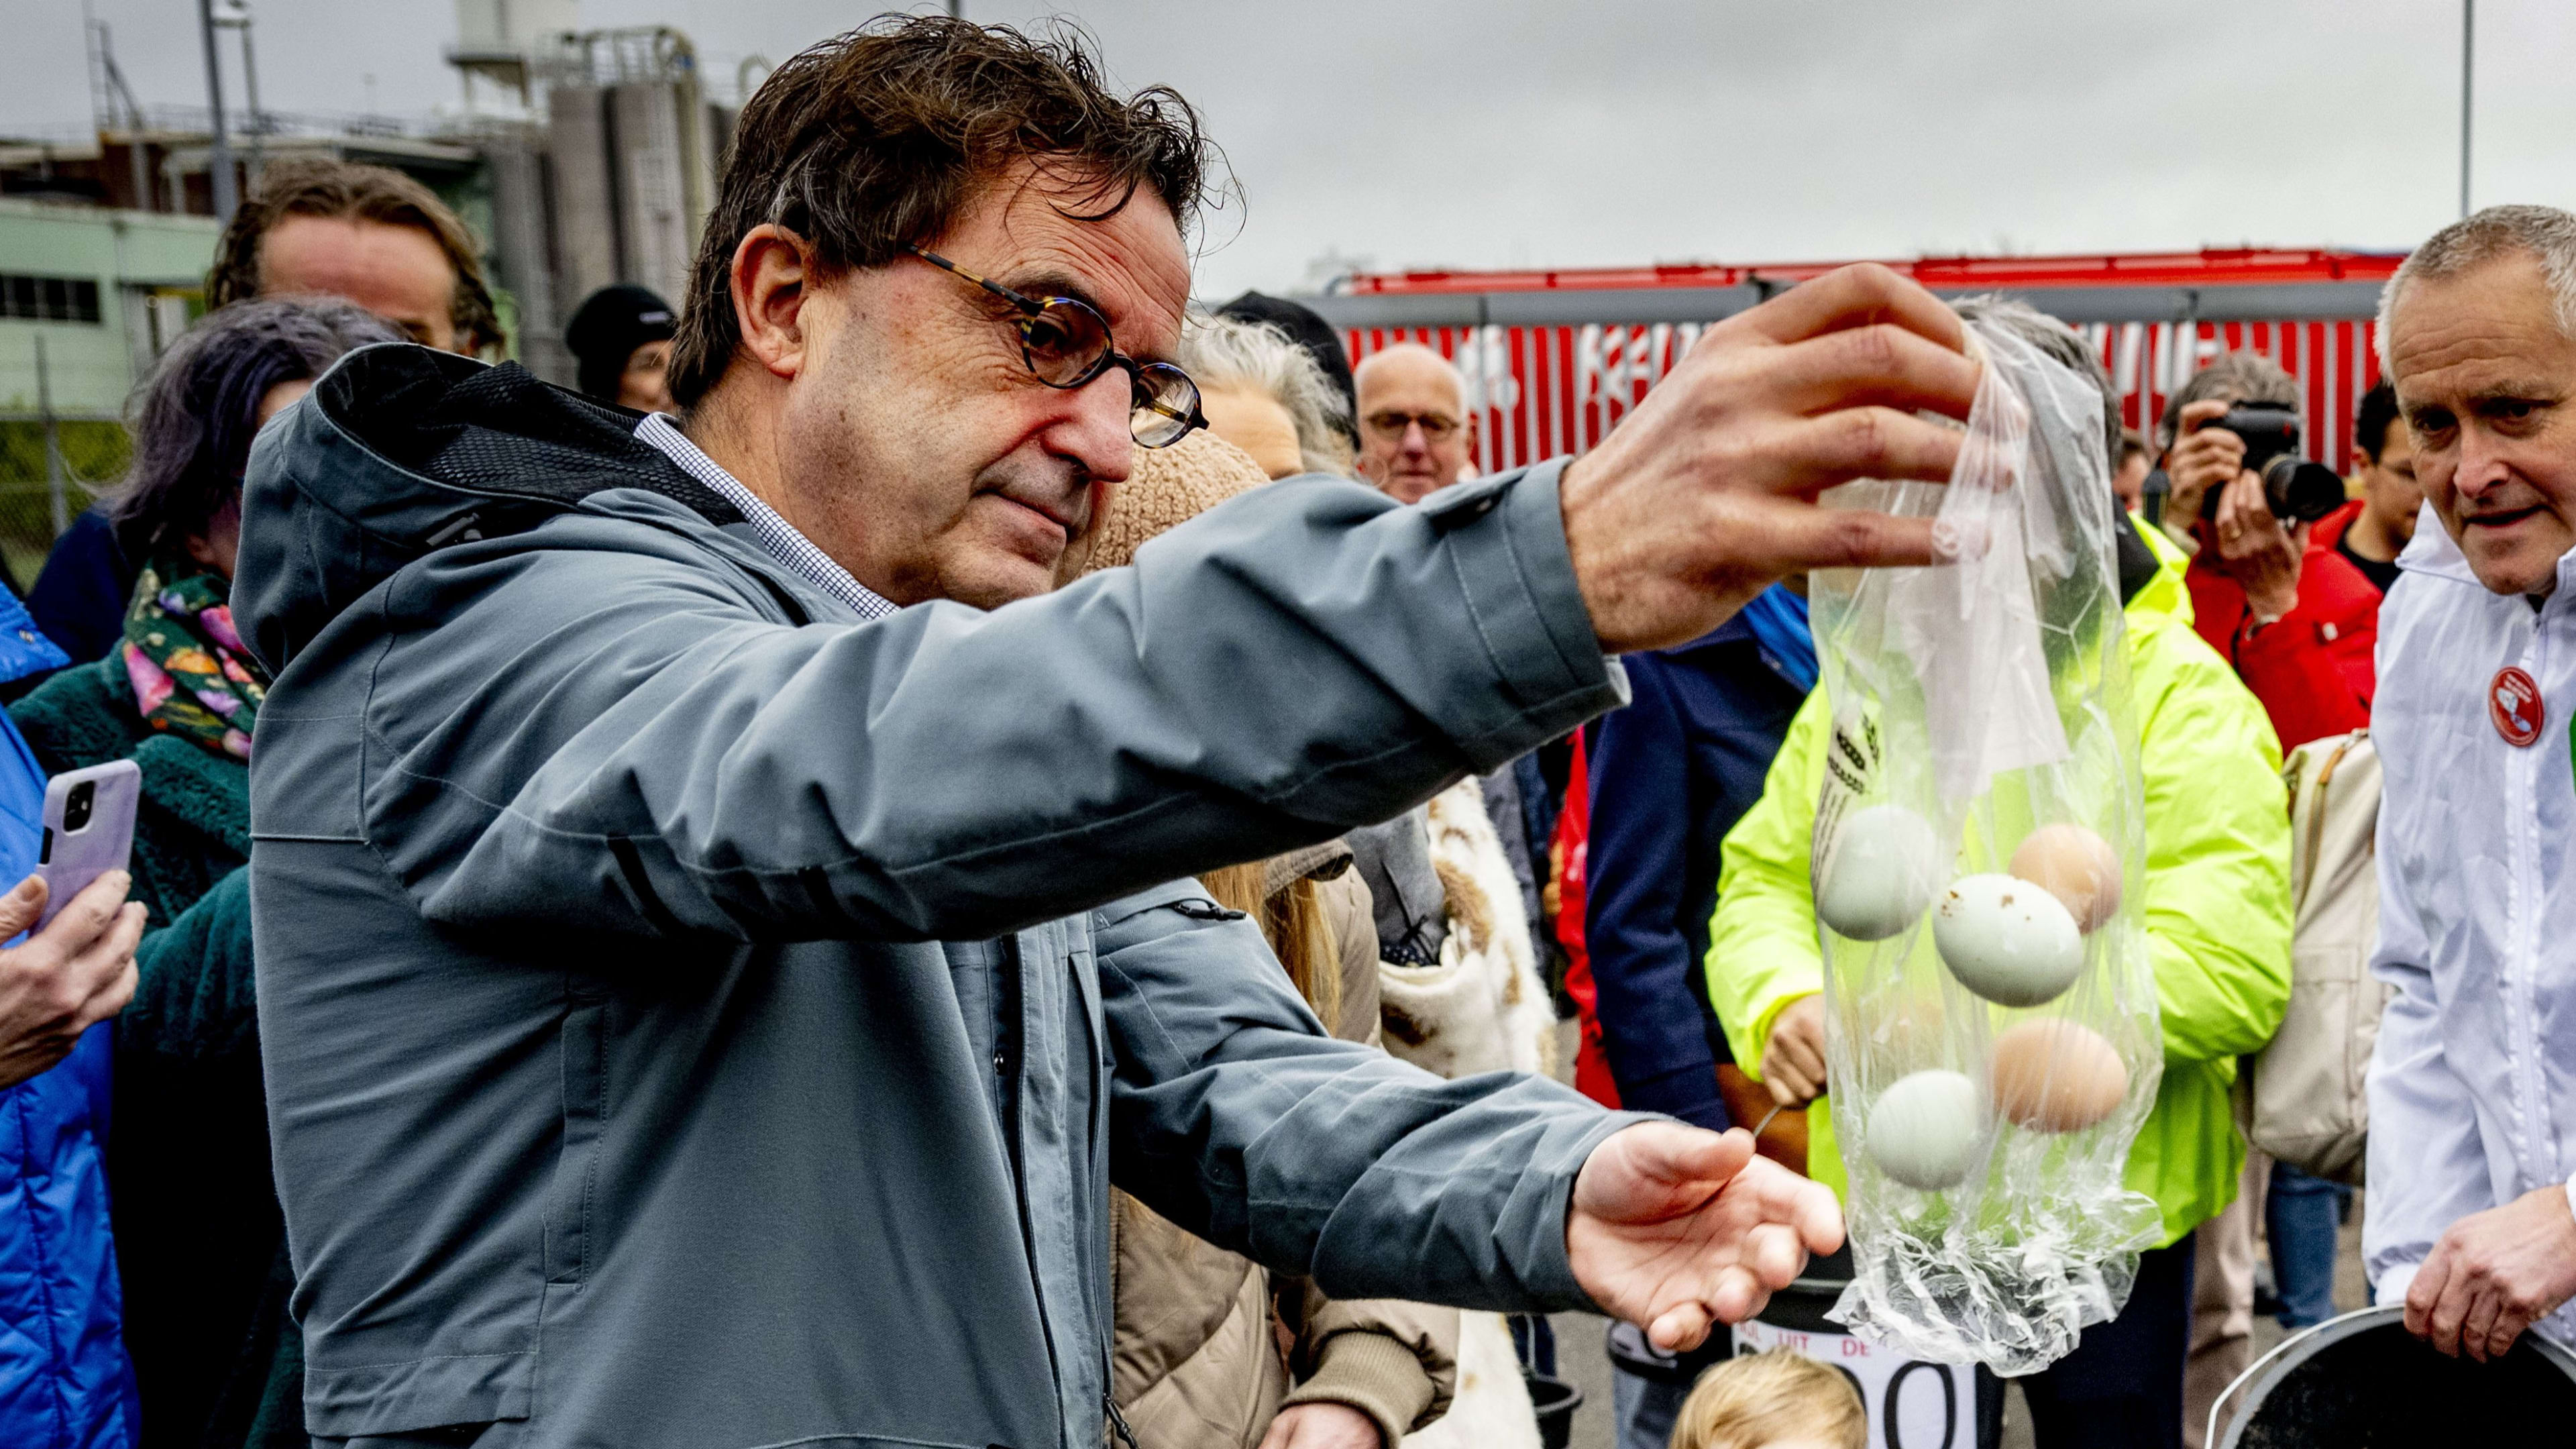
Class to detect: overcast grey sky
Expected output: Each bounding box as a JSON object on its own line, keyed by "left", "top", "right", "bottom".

{"left": 7, "top": 1, "right": 2573, "bottom": 299}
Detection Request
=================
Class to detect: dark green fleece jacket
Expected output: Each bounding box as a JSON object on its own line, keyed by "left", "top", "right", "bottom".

{"left": 9, "top": 653, "right": 250, "bottom": 928}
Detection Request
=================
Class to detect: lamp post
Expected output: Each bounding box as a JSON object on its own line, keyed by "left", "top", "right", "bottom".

{"left": 211, "top": 0, "right": 262, "bottom": 184}
{"left": 2460, "top": 0, "right": 2474, "bottom": 219}
{"left": 197, "top": 0, "right": 237, "bottom": 221}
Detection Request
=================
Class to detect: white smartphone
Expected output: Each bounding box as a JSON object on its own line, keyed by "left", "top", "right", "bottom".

{"left": 35, "top": 760, "right": 140, "bottom": 930}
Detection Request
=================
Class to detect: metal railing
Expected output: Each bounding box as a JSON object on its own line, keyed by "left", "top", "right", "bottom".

{"left": 0, "top": 335, "right": 126, "bottom": 592}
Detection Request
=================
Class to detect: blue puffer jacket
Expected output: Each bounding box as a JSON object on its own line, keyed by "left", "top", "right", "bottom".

{"left": 0, "top": 586, "right": 134, "bottom": 1448}
{"left": 0, "top": 1026, "right": 134, "bottom": 1446}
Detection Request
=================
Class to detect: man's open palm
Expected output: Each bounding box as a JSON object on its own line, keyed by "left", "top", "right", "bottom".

{"left": 1567, "top": 1121, "right": 1843, "bottom": 1352}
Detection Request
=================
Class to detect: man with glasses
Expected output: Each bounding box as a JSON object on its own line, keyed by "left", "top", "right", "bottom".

{"left": 1356, "top": 342, "right": 1479, "bottom": 503}
{"left": 242, "top": 18, "right": 1983, "bottom": 1449}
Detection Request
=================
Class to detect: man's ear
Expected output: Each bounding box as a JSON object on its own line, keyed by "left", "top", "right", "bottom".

{"left": 731, "top": 225, "right": 814, "bottom": 381}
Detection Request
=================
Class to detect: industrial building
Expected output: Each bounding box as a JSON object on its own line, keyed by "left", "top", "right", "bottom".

{"left": 0, "top": 0, "right": 738, "bottom": 390}
{"left": 0, "top": 1, "right": 741, "bottom": 586}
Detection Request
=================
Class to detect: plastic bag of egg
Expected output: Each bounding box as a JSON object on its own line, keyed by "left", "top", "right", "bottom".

{"left": 1816, "top": 810, "right": 2131, "bottom": 1191}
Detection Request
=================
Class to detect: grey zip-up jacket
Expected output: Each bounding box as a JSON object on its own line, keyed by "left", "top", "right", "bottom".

{"left": 239, "top": 347, "right": 1642, "bottom": 1449}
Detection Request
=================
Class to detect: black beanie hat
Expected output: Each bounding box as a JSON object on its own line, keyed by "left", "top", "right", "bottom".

{"left": 565, "top": 284, "right": 678, "bottom": 404}
{"left": 1216, "top": 290, "right": 1358, "bottom": 444}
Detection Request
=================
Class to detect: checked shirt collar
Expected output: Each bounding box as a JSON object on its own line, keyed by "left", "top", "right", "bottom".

{"left": 634, "top": 411, "right": 898, "bottom": 621}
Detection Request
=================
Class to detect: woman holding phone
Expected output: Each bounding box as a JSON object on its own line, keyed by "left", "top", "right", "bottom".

{"left": 0, "top": 786, "right": 149, "bottom": 1449}
{"left": 9, "top": 297, "right": 400, "bottom": 1449}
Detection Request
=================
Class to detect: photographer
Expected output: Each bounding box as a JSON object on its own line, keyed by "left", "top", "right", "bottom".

{"left": 2161, "top": 356, "right": 2381, "bottom": 751}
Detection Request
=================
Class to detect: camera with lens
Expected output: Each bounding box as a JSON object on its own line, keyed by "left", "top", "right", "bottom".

{"left": 2196, "top": 405, "right": 2346, "bottom": 525}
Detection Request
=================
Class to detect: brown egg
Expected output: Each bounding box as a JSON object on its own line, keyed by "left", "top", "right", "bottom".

{"left": 2009, "top": 824, "right": 2123, "bottom": 932}
{"left": 1990, "top": 1020, "right": 2129, "bottom": 1132}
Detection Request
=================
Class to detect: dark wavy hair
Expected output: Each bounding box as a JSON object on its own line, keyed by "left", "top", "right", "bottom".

{"left": 205, "top": 156, "right": 504, "bottom": 357}
{"left": 2355, "top": 380, "right": 2402, "bottom": 462}
{"left": 110, "top": 297, "right": 403, "bottom": 564}
{"left": 665, "top": 15, "right": 1216, "bottom": 410}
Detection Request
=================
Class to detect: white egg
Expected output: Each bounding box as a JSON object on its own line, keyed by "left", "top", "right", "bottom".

{"left": 1866, "top": 1069, "right": 1984, "bottom": 1191}
{"left": 1814, "top": 804, "right": 1943, "bottom": 942}
{"left": 1931, "top": 873, "right": 2085, "bottom": 1008}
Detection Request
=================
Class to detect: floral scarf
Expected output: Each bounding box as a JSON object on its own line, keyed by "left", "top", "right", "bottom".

{"left": 122, "top": 564, "right": 266, "bottom": 761}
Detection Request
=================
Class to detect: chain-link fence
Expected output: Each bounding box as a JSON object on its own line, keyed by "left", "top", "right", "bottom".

{"left": 0, "top": 417, "right": 130, "bottom": 595}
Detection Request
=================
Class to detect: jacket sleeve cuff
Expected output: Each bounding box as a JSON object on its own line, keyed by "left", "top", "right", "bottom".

{"left": 1745, "top": 984, "right": 1819, "bottom": 1077}
{"left": 1419, "top": 459, "right": 1628, "bottom": 766}
{"left": 2374, "top": 1260, "right": 2420, "bottom": 1308}
{"left": 1521, "top": 1108, "right": 1665, "bottom": 1311}
{"left": 1283, "top": 1330, "right": 1442, "bottom": 1445}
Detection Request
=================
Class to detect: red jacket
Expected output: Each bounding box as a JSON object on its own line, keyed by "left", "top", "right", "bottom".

{"left": 2186, "top": 500, "right": 2385, "bottom": 751}
{"left": 1554, "top": 729, "right": 1625, "bottom": 1109}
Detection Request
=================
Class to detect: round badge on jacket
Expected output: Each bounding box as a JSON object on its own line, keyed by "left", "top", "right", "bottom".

{"left": 2491, "top": 665, "right": 2544, "bottom": 747}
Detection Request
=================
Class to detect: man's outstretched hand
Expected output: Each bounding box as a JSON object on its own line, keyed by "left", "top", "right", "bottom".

{"left": 1560, "top": 263, "right": 1982, "bottom": 653}
{"left": 2404, "top": 1184, "right": 2576, "bottom": 1361}
{"left": 1567, "top": 1121, "right": 1843, "bottom": 1352}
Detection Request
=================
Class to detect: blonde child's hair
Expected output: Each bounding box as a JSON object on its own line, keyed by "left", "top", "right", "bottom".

{"left": 1670, "top": 1350, "right": 1866, "bottom": 1449}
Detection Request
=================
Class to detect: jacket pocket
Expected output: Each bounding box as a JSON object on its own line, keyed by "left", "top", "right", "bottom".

{"left": 543, "top": 986, "right": 610, "bottom": 1285}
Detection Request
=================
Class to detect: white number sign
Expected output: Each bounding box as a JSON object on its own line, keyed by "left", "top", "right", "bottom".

{"left": 1731, "top": 1318, "right": 1979, "bottom": 1449}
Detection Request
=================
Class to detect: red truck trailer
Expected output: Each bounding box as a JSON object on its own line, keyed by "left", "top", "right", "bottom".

{"left": 1305, "top": 249, "right": 2404, "bottom": 478}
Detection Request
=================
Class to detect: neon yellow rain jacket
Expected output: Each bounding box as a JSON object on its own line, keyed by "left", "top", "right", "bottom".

{"left": 1706, "top": 524, "right": 2293, "bottom": 1246}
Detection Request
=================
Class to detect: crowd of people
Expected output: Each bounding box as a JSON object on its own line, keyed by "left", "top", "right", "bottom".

{"left": 0, "top": 15, "right": 2569, "bottom": 1449}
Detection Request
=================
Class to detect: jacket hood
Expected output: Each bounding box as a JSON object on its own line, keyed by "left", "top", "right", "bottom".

{"left": 2395, "top": 497, "right": 2494, "bottom": 590}
{"left": 235, "top": 343, "right": 741, "bottom": 677}
{"left": 2125, "top": 513, "right": 2194, "bottom": 627}
{"left": 2392, "top": 496, "right": 2576, "bottom": 595}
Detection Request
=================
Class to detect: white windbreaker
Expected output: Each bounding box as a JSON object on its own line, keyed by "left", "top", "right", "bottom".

{"left": 2367, "top": 507, "right": 2576, "bottom": 1345}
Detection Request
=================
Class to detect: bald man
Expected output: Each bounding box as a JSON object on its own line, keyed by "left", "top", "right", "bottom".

{"left": 1355, "top": 343, "right": 1477, "bottom": 503}
{"left": 1350, "top": 338, "right": 1555, "bottom": 1155}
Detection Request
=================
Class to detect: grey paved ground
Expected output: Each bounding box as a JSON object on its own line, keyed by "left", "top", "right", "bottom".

{"left": 1550, "top": 1308, "right": 1617, "bottom": 1449}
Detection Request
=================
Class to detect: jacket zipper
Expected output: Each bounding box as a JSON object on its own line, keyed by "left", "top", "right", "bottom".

{"left": 1077, "top": 938, "right": 1118, "bottom": 1444}
{"left": 1105, "top": 1393, "right": 1140, "bottom": 1449}
{"left": 1000, "top": 930, "right": 1079, "bottom": 1448}
{"left": 1095, "top": 957, "right": 1124, "bottom": 1449}
{"left": 2512, "top": 604, "right": 2554, "bottom": 1189}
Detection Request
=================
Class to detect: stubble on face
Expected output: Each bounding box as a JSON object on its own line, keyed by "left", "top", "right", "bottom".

{"left": 774, "top": 160, "right": 1191, "bottom": 610}
{"left": 2391, "top": 252, "right": 2576, "bottom": 597}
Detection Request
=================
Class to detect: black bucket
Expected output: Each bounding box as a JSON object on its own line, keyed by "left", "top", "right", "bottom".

{"left": 1523, "top": 1372, "right": 1583, "bottom": 1449}
{"left": 2216, "top": 1305, "right": 2576, "bottom": 1448}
